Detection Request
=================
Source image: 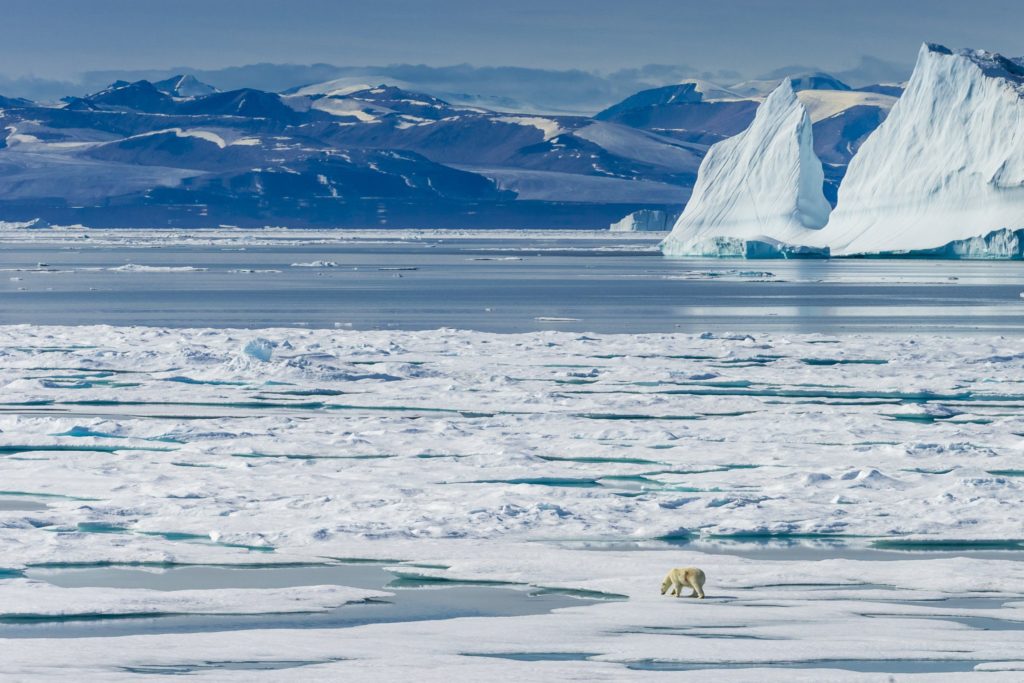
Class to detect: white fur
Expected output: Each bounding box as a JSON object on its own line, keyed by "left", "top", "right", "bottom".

{"left": 660, "top": 567, "right": 706, "bottom": 599}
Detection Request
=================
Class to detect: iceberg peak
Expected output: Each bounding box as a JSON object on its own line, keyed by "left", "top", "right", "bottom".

{"left": 814, "top": 43, "right": 1024, "bottom": 255}
{"left": 660, "top": 79, "right": 831, "bottom": 257}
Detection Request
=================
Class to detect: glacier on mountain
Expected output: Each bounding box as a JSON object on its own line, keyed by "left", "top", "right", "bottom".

{"left": 815, "top": 43, "right": 1024, "bottom": 257}
{"left": 660, "top": 80, "right": 831, "bottom": 257}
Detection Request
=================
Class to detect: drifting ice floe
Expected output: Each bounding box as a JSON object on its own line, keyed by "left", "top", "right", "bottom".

{"left": 660, "top": 80, "right": 831, "bottom": 258}
{"left": 2, "top": 326, "right": 1024, "bottom": 677}
{"left": 0, "top": 581, "right": 382, "bottom": 617}
{"left": 108, "top": 264, "right": 206, "bottom": 272}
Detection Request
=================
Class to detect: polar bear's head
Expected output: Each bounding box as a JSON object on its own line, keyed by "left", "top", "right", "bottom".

{"left": 660, "top": 574, "right": 673, "bottom": 594}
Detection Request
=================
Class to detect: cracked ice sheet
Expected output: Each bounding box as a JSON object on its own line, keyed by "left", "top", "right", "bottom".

{"left": 1, "top": 326, "right": 1023, "bottom": 552}
{"left": 0, "top": 580, "right": 384, "bottom": 617}
{"left": 1, "top": 326, "right": 1024, "bottom": 678}
{"left": 2, "top": 548, "right": 1024, "bottom": 681}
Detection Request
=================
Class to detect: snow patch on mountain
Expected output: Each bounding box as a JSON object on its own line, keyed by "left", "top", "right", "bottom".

{"left": 311, "top": 97, "right": 391, "bottom": 122}
{"left": 116, "top": 128, "right": 264, "bottom": 149}
{"left": 455, "top": 166, "right": 688, "bottom": 203}
{"left": 795, "top": 90, "right": 897, "bottom": 123}
{"left": 292, "top": 80, "right": 376, "bottom": 98}
{"left": 731, "top": 72, "right": 851, "bottom": 97}
{"left": 153, "top": 74, "right": 218, "bottom": 98}
{"left": 493, "top": 116, "right": 565, "bottom": 141}
{"left": 680, "top": 79, "right": 745, "bottom": 102}
{"left": 817, "top": 43, "right": 1024, "bottom": 256}
{"left": 661, "top": 80, "right": 831, "bottom": 257}
{"left": 573, "top": 122, "right": 702, "bottom": 170}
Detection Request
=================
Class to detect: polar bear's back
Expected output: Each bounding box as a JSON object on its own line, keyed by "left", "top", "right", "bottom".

{"left": 677, "top": 566, "right": 705, "bottom": 585}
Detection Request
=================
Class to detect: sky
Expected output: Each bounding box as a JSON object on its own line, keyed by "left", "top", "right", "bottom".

{"left": 2, "top": 0, "right": 1022, "bottom": 81}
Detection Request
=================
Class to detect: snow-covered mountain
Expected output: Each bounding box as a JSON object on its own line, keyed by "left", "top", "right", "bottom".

{"left": 596, "top": 80, "right": 743, "bottom": 117}
{"left": 153, "top": 75, "right": 219, "bottom": 98}
{"left": 595, "top": 79, "right": 894, "bottom": 184}
{"left": 0, "top": 77, "right": 698, "bottom": 227}
{"left": 0, "top": 60, "right": 902, "bottom": 230}
{"left": 816, "top": 43, "right": 1024, "bottom": 256}
{"left": 730, "top": 72, "right": 852, "bottom": 97}
{"left": 661, "top": 81, "right": 831, "bottom": 257}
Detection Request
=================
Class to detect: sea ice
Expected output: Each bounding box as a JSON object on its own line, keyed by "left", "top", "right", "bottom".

{"left": 1, "top": 326, "right": 1023, "bottom": 678}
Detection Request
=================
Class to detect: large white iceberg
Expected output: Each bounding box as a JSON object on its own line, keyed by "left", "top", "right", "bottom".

{"left": 660, "top": 80, "right": 831, "bottom": 258}
{"left": 817, "top": 43, "right": 1024, "bottom": 256}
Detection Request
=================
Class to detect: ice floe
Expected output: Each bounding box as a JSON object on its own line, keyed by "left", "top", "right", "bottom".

{"left": 1, "top": 326, "right": 1023, "bottom": 678}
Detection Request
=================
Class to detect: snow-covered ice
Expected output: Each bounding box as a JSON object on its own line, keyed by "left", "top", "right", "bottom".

{"left": 1, "top": 325, "right": 1023, "bottom": 678}
{"left": 107, "top": 264, "right": 207, "bottom": 273}
{"left": 0, "top": 581, "right": 383, "bottom": 617}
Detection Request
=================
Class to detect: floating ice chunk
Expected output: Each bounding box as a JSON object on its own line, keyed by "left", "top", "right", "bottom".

{"left": 0, "top": 219, "right": 45, "bottom": 229}
{"left": 698, "top": 332, "right": 755, "bottom": 341}
{"left": 108, "top": 264, "right": 206, "bottom": 273}
{"left": 242, "top": 338, "right": 276, "bottom": 362}
{"left": 291, "top": 261, "right": 339, "bottom": 268}
{"left": 609, "top": 209, "right": 677, "bottom": 232}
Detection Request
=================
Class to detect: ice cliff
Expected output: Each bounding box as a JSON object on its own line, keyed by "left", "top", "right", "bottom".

{"left": 660, "top": 80, "right": 831, "bottom": 258}
{"left": 816, "top": 43, "right": 1024, "bottom": 256}
{"left": 609, "top": 209, "right": 679, "bottom": 232}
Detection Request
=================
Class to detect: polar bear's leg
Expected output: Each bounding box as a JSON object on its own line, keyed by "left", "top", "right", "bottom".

{"left": 672, "top": 578, "right": 685, "bottom": 597}
{"left": 687, "top": 573, "right": 705, "bottom": 599}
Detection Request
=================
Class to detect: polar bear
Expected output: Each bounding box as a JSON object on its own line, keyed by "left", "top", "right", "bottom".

{"left": 660, "top": 567, "right": 706, "bottom": 599}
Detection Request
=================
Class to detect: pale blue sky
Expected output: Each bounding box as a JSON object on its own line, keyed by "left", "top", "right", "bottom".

{"left": 2, "top": 0, "right": 1021, "bottom": 79}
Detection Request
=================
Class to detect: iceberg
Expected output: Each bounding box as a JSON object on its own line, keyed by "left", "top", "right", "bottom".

{"left": 660, "top": 80, "right": 831, "bottom": 258}
{"left": 609, "top": 209, "right": 678, "bottom": 232}
{"left": 817, "top": 44, "right": 1024, "bottom": 256}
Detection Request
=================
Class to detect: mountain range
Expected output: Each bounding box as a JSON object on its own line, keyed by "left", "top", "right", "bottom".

{"left": 0, "top": 67, "right": 899, "bottom": 228}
